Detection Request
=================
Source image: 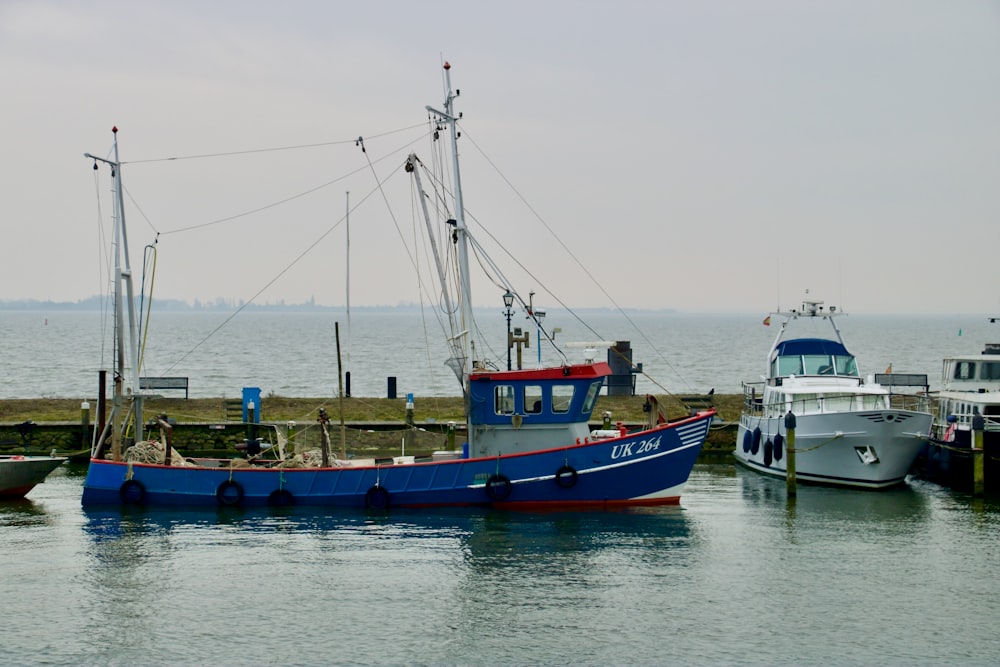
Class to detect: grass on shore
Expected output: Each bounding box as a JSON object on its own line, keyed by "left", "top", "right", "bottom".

{"left": 0, "top": 393, "right": 742, "bottom": 425}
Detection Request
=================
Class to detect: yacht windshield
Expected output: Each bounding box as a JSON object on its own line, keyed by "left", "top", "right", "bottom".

{"left": 775, "top": 353, "right": 858, "bottom": 377}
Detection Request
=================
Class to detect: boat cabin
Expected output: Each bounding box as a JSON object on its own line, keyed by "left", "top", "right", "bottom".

{"left": 467, "top": 363, "right": 610, "bottom": 457}
{"left": 769, "top": 338, "right": 859, "bottom": 381}
{"left": 936, "top": 344, "right": 1000, "bottom": 436}
{"left": 941, "top": 344, "right": 1000, "bottom": 393}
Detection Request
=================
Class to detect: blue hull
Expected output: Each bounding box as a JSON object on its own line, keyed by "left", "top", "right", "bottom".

{"left": 82, "top": 412, "right": 712, "bottom": 510}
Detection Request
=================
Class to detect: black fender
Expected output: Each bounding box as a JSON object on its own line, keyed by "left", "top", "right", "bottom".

{"left": 216, "top": 480, "right": 245, "bottom": 506}
{"left": 119, "top": 479, "right": 146, "bottom": 505}
{"left": 485, "top": 474, "right": 512, "bottom": 501}
{"left": 365, "top": 485, "right": 391, "bottom": 510}
{"left": 268, "top": 489, "right": 294, "bottom": 507}
{"left": 555, "top": 465, "right": 578, "bottom": 488}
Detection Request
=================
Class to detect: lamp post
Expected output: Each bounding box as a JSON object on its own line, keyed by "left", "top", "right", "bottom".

{"left": 503, "top": 290, "right": 514, "bottom": 371}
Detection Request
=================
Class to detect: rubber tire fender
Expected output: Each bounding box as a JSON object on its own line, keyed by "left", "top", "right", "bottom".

{"left": 216, "top": 480, "right": 245, "bottom": 506}
{"left": 268, "top": 489, "right": 294, "bottom": 507}
{"left": 365, "top": 485, "right": 391, "bottom": 510}
{"left": 119, "top": 479, "right": 146, "bottom": 505}
{"left": 555, "top": 465, "right": 578, "bottom": 488}
{"left": 485, "top": 474, "right": 512, "bottom": 501}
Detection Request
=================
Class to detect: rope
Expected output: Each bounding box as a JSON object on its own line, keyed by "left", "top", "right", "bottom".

{"left": 788, "top": 433, "right": 843, "bottom": 454}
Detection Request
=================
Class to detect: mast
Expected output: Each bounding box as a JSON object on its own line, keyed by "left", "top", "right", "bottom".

{"left": 426, "top": 62, "right": 474, "bottom": 387}
{"left": 345, "top": 190, "right": 351, "bottom": 385}
{"left": 85, "top": 127, "right": 143, "bottom": 459}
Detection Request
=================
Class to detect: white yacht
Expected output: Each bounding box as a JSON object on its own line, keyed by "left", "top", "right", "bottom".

{"left": 914, "top": 318, "right": 1000, "bottom": 491}
{"left": 735, "top": 299, "right": 933, "bottom": 489}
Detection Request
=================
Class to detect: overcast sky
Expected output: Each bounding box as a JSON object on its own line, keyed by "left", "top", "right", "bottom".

{"left": 2, "top": 1, "right": 998, "bottom": 315}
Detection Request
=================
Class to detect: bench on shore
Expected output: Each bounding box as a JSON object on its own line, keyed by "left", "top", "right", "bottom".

{"left": 139, "top": 376, "right": 190, "bottom": 399}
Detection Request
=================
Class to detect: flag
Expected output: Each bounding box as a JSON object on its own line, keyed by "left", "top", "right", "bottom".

{"left": 762, "top": 316, "right": 771, "bottom": 326}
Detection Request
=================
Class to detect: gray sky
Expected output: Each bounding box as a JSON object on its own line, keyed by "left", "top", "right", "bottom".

{"left": 2, "top": 0, "right": 998, "bottom": 315}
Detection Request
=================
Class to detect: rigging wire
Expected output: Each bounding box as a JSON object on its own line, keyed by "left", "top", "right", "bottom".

{"left": 120, "top": 123, "right": 428, "bottom": 164}
{"left": 92, "top": 165, "right": 112, "bottom": 373}
{"left": 154, "top": 169, "right": 401, "bottom": 376}
{"left": 458, "top": 124, "right": 693, "bottom": 393}
{"left": 159, "top": 130, "right": 427, "bottom": 237}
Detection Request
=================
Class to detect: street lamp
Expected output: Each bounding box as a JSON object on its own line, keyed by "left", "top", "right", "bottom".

{"left": 503, "top": 290, "right": 514, "bottom": 370}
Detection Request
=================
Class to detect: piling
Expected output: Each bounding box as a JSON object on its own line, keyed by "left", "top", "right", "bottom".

{"left": 246, "top": 401, "right": 260, "bottom": 457}
{"left": 447, "top": 421, "right": 456, "bottom": 451}
{"left": 286, "top": 420, "right": 296, "bottom": 456}
{"left": 404, "top": 393, "right": 414, "bottom": 455}
{"left": 972, "top": 412, "right": 985, "bottom": 497}
{"left": 80, "top": 401, "right": 90, "bottom": 448}
{"left": 785, "top": 411, "right": 797, "bottom": 497}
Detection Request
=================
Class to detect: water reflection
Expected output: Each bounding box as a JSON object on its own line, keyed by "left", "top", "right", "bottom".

{"left": 0, "top": 497, "right": 57, "bottom": 527}
{"left": 82, "top": 504, "right": 693, "bottom": 557}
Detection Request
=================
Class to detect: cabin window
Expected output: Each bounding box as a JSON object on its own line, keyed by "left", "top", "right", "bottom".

{"left": 523, "top": 385, "right": 543, "bottom": 414}
{"left": 804, "top": 355, "right": 834, "bottom": 375}
{"left": 493, "top": 385, "right": 515, "bottom": 415}
{"left": 582, "top": 381, "right": 602, "bottom": 413}
{"left": 835, "top": 355, "right": 859, "bottom": 376}
{"left": 955, "top": 362, "right": 976, "bottom": 380}
{"left": 775, "top": 355, "right": 803, "bottom": 376}
{"left": 823, "top": 395, "right": 854, "bottom": 412}
{"left": 794, "top": 393, "right": 822, "bottom": 413}
{"left": 552, "top": 384, "right": 574, "bottom": 414}
{"left": 980, "top": 362, "right": 1000, "bottom": 381}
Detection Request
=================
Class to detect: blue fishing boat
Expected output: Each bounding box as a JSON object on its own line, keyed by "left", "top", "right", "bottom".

{"left": 80, "top": 63, "right": 714, "bottom": 510}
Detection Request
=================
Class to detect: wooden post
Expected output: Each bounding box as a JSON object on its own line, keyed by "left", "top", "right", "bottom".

{"left": 972, "top": 412, "right": 985, "bottom": 497}
{"left": 80, "top": 401, "right": 91, "bottom": 450}
{"left": 318, "top": 408, "right": 331, "bottom": 468}
{"left": 156, "top": 415, "right": 172, "bottom": 464}
{"left": 247, "top": 401, "right": 260, "bottom": 457}
{"left": 336, "top": 322, "right": 347, "bottom": 460}
{"left": 286, "top": 420, "right": 296, "bottom": 457}
{"left": 404, "top": 393, "right": 414, "bottom": 456}
{"left": 785, "top": 410, "right": 797, "bottom": 497}
{"left": 447, "top": 421, "right": 456, "bottom": 451}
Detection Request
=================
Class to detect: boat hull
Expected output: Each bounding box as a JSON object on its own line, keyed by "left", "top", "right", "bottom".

{"left": 735, "top": 410, "right": 931, "bottom": 489}
{"left": 0, "top": 455, "right": 67, "bottom": 499}
{"left": 81, "top": 412, "right": 713, "bottom": 509}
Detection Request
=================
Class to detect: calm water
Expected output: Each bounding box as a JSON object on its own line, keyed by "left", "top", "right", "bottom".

{"left": 2, "top": 464, "right": 998, "bottom": 666}
{"left": 1, "top": 309, "right": 992, "bottom": 399}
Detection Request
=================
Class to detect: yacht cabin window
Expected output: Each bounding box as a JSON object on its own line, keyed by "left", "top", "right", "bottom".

{"left": 774, "top": 354, "right": 858, "bottom": 377}
{"left": 980, "top": 362, "right": 1000, "bottom": 381}
{"left": 954, "top": 361, "right": 976, "bottom": 380}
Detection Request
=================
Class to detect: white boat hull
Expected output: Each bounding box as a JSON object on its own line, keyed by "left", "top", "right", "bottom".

{"left": 0, "top": 455, "right": 66, "bottom": 498}
{"left": 735, "top": 410, "right": 932, "bottom": 489}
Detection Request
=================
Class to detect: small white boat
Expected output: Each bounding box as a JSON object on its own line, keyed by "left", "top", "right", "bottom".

{"left": 914, "top": 318, "right": 1000, "bottom": 491}
{"left": 0, "top": 455, "right": 66, "bottom": 499}
{"left": 735, "top": 299, "right": 933, "bottom": 489}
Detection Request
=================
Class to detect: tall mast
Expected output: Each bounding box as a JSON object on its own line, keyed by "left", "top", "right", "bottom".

{"left": 85, "top": 127, "right": 143, "bottom": 459}
{"left": 426, "top": 62, "right": 474, "bottom": 386}
{"left": 111, "top": 128, "right": 144, "bottom": 438}
{"left": 345, "top": 191, "right": 351, "bottom": 375}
